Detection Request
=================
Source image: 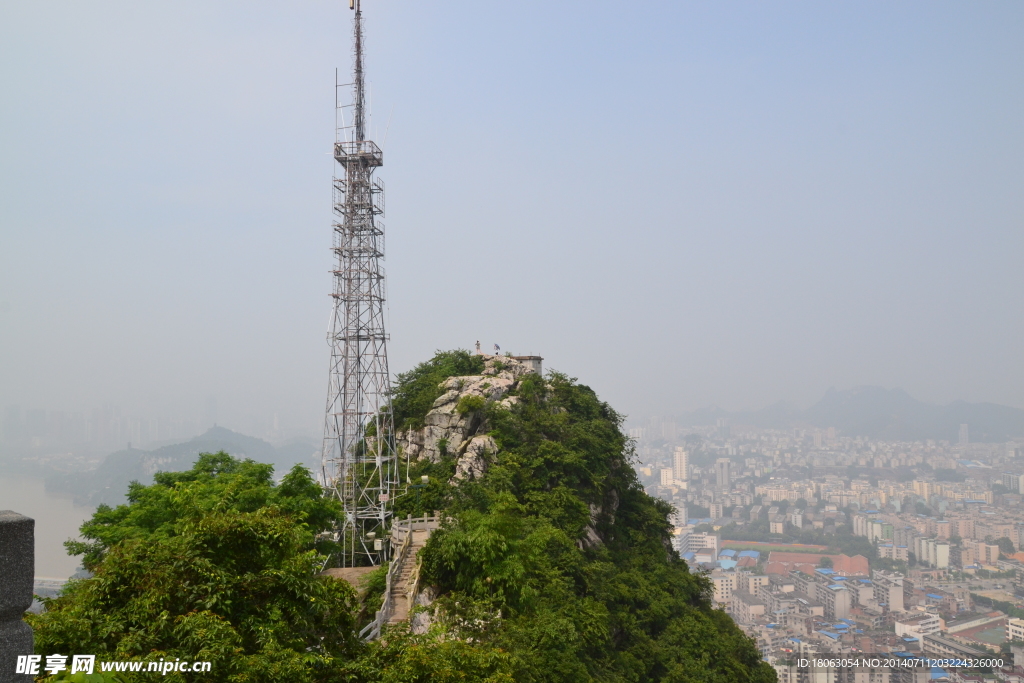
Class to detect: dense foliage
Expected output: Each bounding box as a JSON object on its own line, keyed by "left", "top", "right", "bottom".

{"left": 36, "top": 353, "right": 776, "bottom": 682}
{"left": 380, "top": 352, "right": 775, "bottom": 682}
{"left": 30, "top": 454, "right": 359, "bottom": 683}
{"left": 65, "top": 453, "right": 340, "bottom": 570}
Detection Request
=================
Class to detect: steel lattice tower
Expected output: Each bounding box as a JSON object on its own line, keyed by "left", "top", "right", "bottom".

{"left": 322, "top": 0, "right": 397, "bottom": 568}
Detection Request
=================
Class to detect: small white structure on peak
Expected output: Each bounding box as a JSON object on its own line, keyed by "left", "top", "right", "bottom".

{"left": 512, "top": 355, "right": 543, "bottom": 375}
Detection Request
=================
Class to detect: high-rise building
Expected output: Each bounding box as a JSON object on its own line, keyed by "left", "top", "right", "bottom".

{"left": 671, "top": 505, "right": 687, "bottom": 527}
{"left": 660, "top": 468, "right": 674, "bottom": 486}
{"left": 1003, "top": 472, "right": 1024, "bottom": 493}
{"left": 673, "top": 447, "right": 689, "bottom": 486}
{"left": 715, "top": 458, "right": 731, "bottom": 490}
{"left": 959, "top": 424, "right": 969, "bottom": 446}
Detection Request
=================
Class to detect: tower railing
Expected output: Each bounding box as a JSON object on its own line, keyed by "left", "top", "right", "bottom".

{"left": 334, "top": 140, "right": 383, "bottom": 166}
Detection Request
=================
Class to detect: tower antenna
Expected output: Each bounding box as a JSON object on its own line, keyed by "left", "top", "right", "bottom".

{"left": 322, "top": 0, "right": 397, "bottom": 568}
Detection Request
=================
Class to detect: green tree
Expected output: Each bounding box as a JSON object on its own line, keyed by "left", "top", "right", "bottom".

{"left": 818, "top": 556, "right": 834, "bottom": 568}
{"left": 995, "top": 537, "right": 1016, "bottom": 557}
{"left": 343, "top": 625, "right": 515, "bottom": 682}
{"left": 30, "top": 454, "right": 359, "bottom": 683}
{"left": 407, "top": 365, "right": 776, "bottom": 683}
{"left": 65, "top": 453, "right": 340, "bottom": 570}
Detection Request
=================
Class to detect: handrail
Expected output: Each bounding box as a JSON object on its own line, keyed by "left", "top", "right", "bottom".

{"left": 407, "top": 555, "right": 423, "bottom": 617}
{"left": 388, "top": 529, "right": 414, "bottom": 622}
{"left": 358, "top": 520, "right": 415, "bottom": 641}
{"left": 357, "top": 514, "right": 441, "bottom": 641}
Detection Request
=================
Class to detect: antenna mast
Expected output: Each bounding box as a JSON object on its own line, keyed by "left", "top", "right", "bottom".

{"left": 322, "top": 0, "right": 397, "bottom": 567}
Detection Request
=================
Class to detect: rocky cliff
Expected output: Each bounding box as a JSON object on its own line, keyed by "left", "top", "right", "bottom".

{"left": 395, "top": 354, "right": 534, "bottom": 481}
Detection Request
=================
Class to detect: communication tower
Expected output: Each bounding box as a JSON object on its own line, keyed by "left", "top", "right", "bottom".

{"left": 322, "top": 0, "right": 398, "bottom": 568}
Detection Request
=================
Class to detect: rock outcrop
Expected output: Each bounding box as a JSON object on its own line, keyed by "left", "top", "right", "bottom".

{"left": 395, "top": 355, "right": 535, "bottom": 481}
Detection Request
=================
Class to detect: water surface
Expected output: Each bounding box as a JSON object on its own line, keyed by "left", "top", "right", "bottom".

{"left": 0, "top": 475, "right": 95, "bottom": 579}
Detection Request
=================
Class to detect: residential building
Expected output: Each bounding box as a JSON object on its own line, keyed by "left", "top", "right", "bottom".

{"left": 814, "top": 583, "right": 852, "bottom": 620}
{"left": 1009, "top": 618, "right": 1024, "bottom": 643}
{"left": 731, "top": 591, "right": 765, "bottom": 624}
{"left": 895, "top": 613, "right": 941, "bottom": 638}
{"left": 715, "top": 458, "right": 731, "bottom": 490}
{"left": 673, "top": 447, "right": 689, "bottom": 486}
{"left": 660, "top": 468, "right": 674, "bottom": 486}
{"left": 872, "top": 571, "right": 905, "bottom": 613}
{"left": 710, "top": 570, "right": 736, "bottom": 607}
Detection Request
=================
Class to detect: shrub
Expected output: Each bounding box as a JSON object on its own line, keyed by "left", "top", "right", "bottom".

{"left": 456, "top": 394, "right": 486, "bottom": 415}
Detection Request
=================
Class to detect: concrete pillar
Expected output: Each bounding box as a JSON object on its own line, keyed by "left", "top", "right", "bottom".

{"left": 0, "top": 511, "right": 34, "bottom": 682}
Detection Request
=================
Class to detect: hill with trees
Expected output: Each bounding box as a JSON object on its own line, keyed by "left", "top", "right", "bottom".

{"left": 30, "top": 350, "right": 775, "bottom": 682}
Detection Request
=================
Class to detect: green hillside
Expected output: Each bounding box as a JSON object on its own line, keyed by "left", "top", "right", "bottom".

{"left": 371, "top": 351, "right": 774, "bottom": 682}
{"left": 29, "top": 351, "right": 775, "bottom": 682}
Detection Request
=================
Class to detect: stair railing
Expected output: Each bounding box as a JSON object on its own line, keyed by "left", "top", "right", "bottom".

{"left": 358, "top": 517, "right": 415, "bottom": 641}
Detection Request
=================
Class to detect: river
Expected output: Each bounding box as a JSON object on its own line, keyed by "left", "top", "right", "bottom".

{"left": 0, "top": 475, "right": 95, "bottom": 579}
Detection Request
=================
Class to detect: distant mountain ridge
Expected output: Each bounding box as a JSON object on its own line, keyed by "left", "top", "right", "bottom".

{"left": 46, "top": 426, "right": 319, "bottom": 507}
{"left": 673, "top": 387, "right": 1024, "bottom": 442}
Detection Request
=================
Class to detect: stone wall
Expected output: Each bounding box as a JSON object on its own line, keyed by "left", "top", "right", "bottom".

{"left": 0, "top": 511, "right": 34, "bottom": 682}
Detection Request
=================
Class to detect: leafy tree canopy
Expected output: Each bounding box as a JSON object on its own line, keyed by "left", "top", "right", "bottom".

{"left": 383, "top": 355, "right": 776, "bottom": 683}
{"left": 995, "top": 536, "right": 1016, "bottom": 557}
{"left": 30, "top": 454, "right": 358, "bottom": 683}
{"left": 66, "top": 452, "right": 340, "bottom": 570}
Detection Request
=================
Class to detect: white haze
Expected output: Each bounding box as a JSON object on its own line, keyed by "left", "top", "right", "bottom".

{"left": 0, "top": 1, "right": 1022, "bottom": 439}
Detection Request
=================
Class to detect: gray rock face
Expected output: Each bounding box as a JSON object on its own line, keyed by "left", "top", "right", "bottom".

{"left": 454, "top": 436, "right": 498, "bottom": 482}
{"left": 410, "top": 586, "right": 437, "bottom": 635}
{"left": 395, "top": 355, "right": 536, "bottom": 475}
{"left": 0, "top": 511, "right": 34, "bottom": 682}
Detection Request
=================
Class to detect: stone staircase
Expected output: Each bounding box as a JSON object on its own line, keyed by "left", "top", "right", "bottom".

{"left": 386, "top": 529, "right": 430, "bottom": 625}
{"left": 358, "top": 515, "right": 439, "bottom": 640}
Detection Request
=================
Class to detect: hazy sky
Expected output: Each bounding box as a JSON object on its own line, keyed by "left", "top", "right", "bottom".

{"left": 1, "top": 1, "right": 1022, "bottom": 435}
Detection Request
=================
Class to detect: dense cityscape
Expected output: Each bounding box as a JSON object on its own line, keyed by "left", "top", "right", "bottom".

{"left": 633, "top": 417, "right": 1024, "bottom": 680}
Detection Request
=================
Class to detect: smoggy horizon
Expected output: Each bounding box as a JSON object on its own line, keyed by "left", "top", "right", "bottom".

{"left": 2, "top": 2, "right": 1022, "bottom": 438}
